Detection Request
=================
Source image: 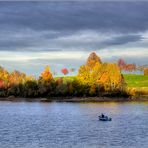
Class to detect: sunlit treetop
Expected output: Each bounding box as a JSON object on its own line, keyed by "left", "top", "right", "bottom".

{"left": 40, "top": 65, "right": 53, "bottom": 81}
{"left": 86, "top": 52, "right": 102, "bottom": 69}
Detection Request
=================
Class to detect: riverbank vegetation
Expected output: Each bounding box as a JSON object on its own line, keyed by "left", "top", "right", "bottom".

{"left": 124, "top": 74, "right": 148, "bottom": 99}
{"left": 0, "top": 52, "right": 147, "bottom": 101}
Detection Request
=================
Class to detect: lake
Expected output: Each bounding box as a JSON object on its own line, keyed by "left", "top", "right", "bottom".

{"left": 0, "top": 101, "right": 148, "bottom": 148}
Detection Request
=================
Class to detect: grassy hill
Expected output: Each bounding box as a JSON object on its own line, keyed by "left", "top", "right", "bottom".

{"left": 123, "top": 74, "right": 148, "bottom": 97}
{"left": 55, "top": 74, "right": 148, "bottom": 89}
{"left": 124, "top": 74, "right": 148, "bottom": 88}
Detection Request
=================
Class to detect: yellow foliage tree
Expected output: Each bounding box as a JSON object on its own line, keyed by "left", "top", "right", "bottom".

{"left": 9, "top": 70, "right": 27, "bottom": 86}
{"left": 40, "top": 66, "right": 53, "bottom": 82}
{"left": 77, "top": 65, "right": 91, "bottom": 85}
{"left": 96, "top": 63, "right": 125, "bottom": 91}
{"left": 0, "top": 67, "right": 10, "bottom": 88}
{"left": 77, "top": 52, "right": 126, "bottom": 92}
{"left": 77, "top": 53, "right": 102, "bottom": 86}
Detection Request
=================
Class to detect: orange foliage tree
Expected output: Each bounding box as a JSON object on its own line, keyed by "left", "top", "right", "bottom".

{"left": 40, "top": 66, "right": 53, "bottom": 82}
{"left": 118, "top": 58, "right": 136, "bottom": 72}
{"left": 77, "top": 52, "right": 126, "bottom": 93}
{"left": 95, "top": 63, "right": 125, "bottom": 91}
{"left": 86, "top": 52, "right": 102, "bottom": 69}
{"left": 38, "top": 66, "right": 54, "bottom": 96}
{"left": 9, "top": 70, "right": 27, "bottom": 86}
{"left": 0, "top": 79, "right": 4, "bottom": 89}
{"left": 0, "top": 66, "right": 10, "bottom": 88}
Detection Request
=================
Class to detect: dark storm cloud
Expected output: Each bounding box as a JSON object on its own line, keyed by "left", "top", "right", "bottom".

{"left": 0, "top": 1, "right": 148, "bottom": 51}
{"left": 103, "top": 34, "right": 143, "bottom": 46}
{"left": 0, "top": 2, "right": 148, "bottom": 32}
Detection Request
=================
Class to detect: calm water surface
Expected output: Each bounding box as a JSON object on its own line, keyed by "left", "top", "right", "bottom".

{"left": 0, "top": 101, "right": 148, "bottom": 148}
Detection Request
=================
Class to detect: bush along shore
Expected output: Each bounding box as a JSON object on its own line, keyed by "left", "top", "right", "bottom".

{"left": 0, "top": 52, "right": 148, "bottom": 102}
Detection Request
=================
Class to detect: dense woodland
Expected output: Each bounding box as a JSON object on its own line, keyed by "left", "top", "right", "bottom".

{"left": 0, "top": 52, "right": 147, "bottom": 99}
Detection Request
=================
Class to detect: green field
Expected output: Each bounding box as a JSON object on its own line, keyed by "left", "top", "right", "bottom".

{"left": 55, "top": 74, "right": 148, "bottom": 89}
{"left": 54, "top": 76, "right": 75, "bottom": 83}
{"left": 123, "top": 74, "right": 148, "bottom": 88}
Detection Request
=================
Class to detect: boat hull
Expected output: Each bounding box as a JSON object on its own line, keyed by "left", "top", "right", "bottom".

{"left": 99, "top": 116, "right": 112, "bottom": 121}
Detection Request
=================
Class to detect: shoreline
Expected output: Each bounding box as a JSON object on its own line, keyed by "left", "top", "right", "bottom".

{"left": 0, "top": 95, "right": 148, "bottom": 102}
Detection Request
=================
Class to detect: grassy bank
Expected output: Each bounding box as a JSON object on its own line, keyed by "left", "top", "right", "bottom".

{"left": 124, "top": 74, "right": 148, "bottom": 88}
{"left": 1, "top": 74, "right": 147, "bottom": 101}
{"left": 55, "top": 74, "right": 148, "bottom": 88}
{"left": 123, "top": 74, "right": 148, "bottom": 98}
{"left": 55, "top": 74, "right": 148, "bottom": 98}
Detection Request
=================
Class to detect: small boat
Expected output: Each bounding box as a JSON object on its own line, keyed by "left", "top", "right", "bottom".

{"left": 99, "top": 115, "right": 112, "bottom": 121}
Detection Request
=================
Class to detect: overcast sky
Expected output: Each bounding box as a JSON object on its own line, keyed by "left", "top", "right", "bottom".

{"left": 0, "top": 1, "right": 148, "bottom": 76}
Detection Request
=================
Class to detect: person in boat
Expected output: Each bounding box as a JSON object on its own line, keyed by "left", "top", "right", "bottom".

{"left": 101, "top": 113, "right": 105, "bottom": 118}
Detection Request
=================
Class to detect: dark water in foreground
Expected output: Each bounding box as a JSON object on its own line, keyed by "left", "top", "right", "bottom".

{"left": 0, "top": 101, "right": 148, "bottom": 148}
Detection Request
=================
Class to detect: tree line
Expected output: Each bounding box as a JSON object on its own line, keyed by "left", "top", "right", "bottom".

{"left": 0, "top": 52, "right": 131, "bottom": 99}
{"left": 118, "top": 58, "right": 148, "bottom": 74}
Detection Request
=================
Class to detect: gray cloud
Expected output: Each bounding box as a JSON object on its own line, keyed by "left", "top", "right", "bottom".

{"left": 0, "top": 30, "right": 144, "bottom": 51}
{"left": 103, "top": 34, "right": 143, "bottom": 46}
{"left": 1, "top": 2, "right": 148, "bottom": 32}
{"left": 0, "top": 2, "right": 148, "bottom": 51}
{"left": 0, "top": 1, "right": 148, "bottom": 75}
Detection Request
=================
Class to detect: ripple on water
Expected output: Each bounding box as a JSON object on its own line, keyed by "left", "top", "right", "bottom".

{"left": 0, "top": 101, "right": 148, "bottom": 148}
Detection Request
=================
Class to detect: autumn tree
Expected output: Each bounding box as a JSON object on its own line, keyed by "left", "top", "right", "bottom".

{"left": 0, "top": 66, "right": 9, "bottom": 88}
{"left": 38, "top": 66, "right": 54, "bottom": 96}
{"left": 144, "top": 68, "right": 148, "bottom": 75}
{"left": 77, "top": 52, "right": 126, "bottom": 94}
{"left": 118, "top": 59, "right": 136, "bottom": 72}
{"left": 77, "top": 65, "right": 92, "bottom": 85}
{"left": 95, "top": 63, "right": 125, "bottom": 91}
{"left": 86, "top": 52, "right": 102, "bottom": 69}
{"left": 77, "top": 53, "right": 102, "bottom": 96}
{"left": 118, "top": 58, "right": 126, "bottom": 70}
{"left": 0, "top": 79, "right": 4, "bottom": 89}
{"left": 78, "top": 52, "right": 102, "bottom": 86}
{"left": 9, "top": 70, "right": 27, "bottom": 86}
{"left": 0, "top": 78, "right": 6, "bottom": 97}
{"left": 39, "top": 66, "right": 53, "bottom": 82}
{"left": 61, "top": 68, "right": 69, "bottom": 75}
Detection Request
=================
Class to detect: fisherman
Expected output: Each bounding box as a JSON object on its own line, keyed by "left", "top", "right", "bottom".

{"left": 101, "top": 113, "right": 105, "bottom": 118}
